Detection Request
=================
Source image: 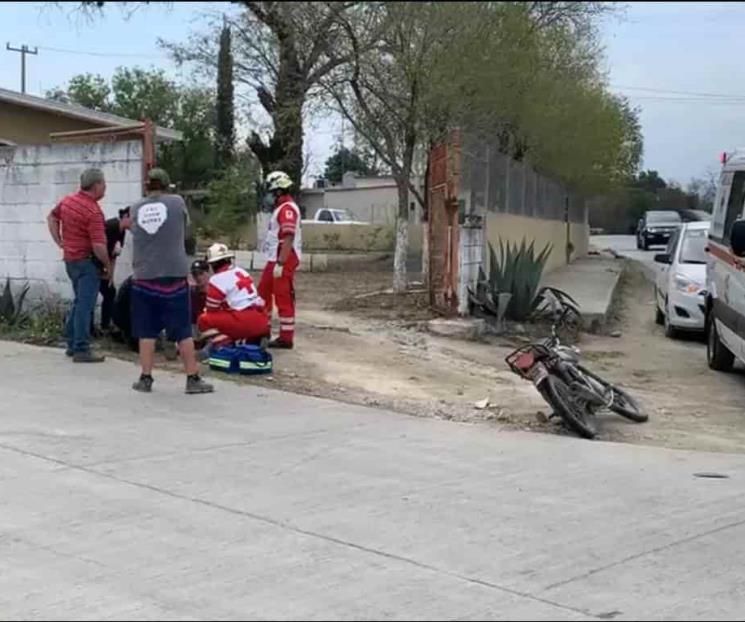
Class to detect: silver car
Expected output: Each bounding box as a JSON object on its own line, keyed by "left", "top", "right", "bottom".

{"left": 654, "top": 221, "right": 710, "bottom": 337}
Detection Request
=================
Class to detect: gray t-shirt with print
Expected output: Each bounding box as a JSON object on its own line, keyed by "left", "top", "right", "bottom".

{"left": 131, "top": 193, "right": 190, "bottom": 280}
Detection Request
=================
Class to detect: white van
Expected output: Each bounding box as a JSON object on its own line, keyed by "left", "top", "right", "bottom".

{"left": 705, "top": 150, "right": 745, "bottom": 370}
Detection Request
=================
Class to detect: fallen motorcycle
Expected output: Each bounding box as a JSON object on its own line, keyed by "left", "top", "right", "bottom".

{"left": 505, "top": 313, "right": 647, "bottom": 439}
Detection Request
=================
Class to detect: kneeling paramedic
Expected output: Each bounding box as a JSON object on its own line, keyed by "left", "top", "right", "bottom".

{"left": 197, "top": 243, "right": 270, "bottom": 349}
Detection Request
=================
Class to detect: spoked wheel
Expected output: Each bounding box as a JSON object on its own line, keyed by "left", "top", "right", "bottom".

{"left": 608, "top": 384, "right": 648, "bottom": 422}
{"left": 577, "top": 365, "right": 648, "bottom": 423}
{"left": 538, "top": 374, "right": 597, "bottom": 439}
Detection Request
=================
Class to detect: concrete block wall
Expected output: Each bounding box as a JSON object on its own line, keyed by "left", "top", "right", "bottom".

{"left": 0, "top": 140, "right": 143, "bottom": 299}
{"left": 457, "top": 225, "right": 484, "bottom": 316}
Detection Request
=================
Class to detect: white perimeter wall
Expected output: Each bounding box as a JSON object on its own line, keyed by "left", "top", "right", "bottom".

{"left": 0, "top": 140, "right": 143, "bottom": 299}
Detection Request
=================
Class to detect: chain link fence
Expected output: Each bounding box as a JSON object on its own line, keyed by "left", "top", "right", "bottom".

{"left": 460, "top": 139, "right": 586, "bottom": 224}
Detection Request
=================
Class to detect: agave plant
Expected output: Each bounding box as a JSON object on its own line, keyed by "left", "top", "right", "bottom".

{"left": 0, "top": 277, "right": 30, "bottom": 326}
{"left": 491, "top": 238, "right": 553, "bottom": 320}
{"left": 468, "top": 238, "right": 558, "bottom": 322}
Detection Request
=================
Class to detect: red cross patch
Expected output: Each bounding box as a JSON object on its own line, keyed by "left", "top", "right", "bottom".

{"left": 236, "top": 274, "right": 254, "bottom": 292}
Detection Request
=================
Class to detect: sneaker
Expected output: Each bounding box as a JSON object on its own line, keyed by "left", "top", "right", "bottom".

{"left": 186, "top": 374, "right": 214, "bottom": 394}
{"left": 132, "top": 374, "right": 154, "bottom": 393}
{"left": 268, "top": 338, "right": 293, "bottom": 350}
{"left": 73, "top": 351, "right": 105, "bottom": 363}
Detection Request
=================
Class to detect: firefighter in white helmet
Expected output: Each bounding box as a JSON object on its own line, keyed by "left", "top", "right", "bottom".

{"left": 196, "top": 243, "right": 270, "bottom": 349}
{"left": 257, "top": 171, "right": 302, "bottom": 349}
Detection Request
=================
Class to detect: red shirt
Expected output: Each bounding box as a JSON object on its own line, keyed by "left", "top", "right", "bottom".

{"left": 51, "top": 191, "right": 107, "bottom": 261}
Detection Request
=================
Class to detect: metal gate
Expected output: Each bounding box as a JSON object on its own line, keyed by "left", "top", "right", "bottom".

{"left": 428, "top": 130, "right": 461, "bottom": 315}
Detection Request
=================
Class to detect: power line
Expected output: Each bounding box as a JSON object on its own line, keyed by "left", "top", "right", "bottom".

{"left": 625, "top": 97, "right": 745, "bottom": 105}
{"left": 611, "top": 84, "right": 745, "bottom": 100}
{"left": 34, "top": 44, "right": 167, "bottom": 59}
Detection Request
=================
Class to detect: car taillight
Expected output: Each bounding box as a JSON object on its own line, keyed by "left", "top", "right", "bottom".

{"left": 515, "top": 351, "right": 535, "bottom": 371}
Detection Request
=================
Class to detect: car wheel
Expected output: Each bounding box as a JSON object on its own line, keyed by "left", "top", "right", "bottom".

{"left": 636, "top": 236, "right": 642, "bottom": 250}
{"left": 707, "top": 315, "right": 734, "bottom": 372}
{"left": 655, "top": 302, "right": 664, "bottom": 325}
{"left": 641, "top": 236, "right": 649, "bottom": 251}
{"left": 664, "top": 301, "right": 678, "bottom": 338}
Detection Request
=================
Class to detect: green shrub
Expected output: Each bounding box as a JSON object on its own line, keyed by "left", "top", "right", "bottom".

{"left": 0, "top": 281, "right": 66, "bottom": 345}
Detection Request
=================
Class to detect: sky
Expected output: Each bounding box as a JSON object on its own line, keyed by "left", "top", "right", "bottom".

{"left": 1, "top": 1, "right": 744, "bottom": 185}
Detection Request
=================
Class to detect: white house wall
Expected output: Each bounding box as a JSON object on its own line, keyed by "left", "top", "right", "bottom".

{"left": 0, "top": 140, "right": 143, "bottom": 299}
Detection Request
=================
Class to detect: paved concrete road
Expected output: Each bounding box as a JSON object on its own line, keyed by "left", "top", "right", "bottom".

{"left": 590, "top": 235, "right": 664, "bottom": 281}
{"left": 2, "top": 342, "right": 745, "bottom": 621}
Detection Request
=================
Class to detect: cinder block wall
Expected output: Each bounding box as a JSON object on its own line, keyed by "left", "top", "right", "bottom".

{"left": 0, "top": 140, "right": 143, "bottom": 299}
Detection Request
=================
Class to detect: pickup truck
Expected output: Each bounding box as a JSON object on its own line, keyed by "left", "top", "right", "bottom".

{"left": 305, "top": 208, "right": 366, "bottom": 224}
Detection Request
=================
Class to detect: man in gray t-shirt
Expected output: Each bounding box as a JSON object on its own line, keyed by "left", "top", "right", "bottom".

{"left": 131, "top": 190, "right": 189, "bottom": 280}
{"left": 129, "top": 168, "right": 213, "bottom": 395}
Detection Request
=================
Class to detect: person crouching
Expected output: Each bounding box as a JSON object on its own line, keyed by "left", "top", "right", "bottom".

{"left": 197, "top": 243, "right": 270, "bottom": 350}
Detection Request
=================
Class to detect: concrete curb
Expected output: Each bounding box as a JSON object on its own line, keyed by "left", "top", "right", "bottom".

{"left": 541, "top": 256, "right": 624, "bottom": 334}
{"left": 581, "top": 262, "right": 624, "bottom": 333}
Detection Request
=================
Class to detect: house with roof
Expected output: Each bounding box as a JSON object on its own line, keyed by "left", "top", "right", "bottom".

{"left": 0, "top": 88, "right": 181, "bottom": 298}
{"left": 0, "top": 87, "right": 181, "bottom": 146}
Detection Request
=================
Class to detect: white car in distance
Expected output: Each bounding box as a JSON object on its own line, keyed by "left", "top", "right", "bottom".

{"left": 654, "top": 221, "right": 710, "bottom": 337}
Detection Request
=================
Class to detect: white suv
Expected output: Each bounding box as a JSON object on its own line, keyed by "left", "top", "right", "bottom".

{"left": 706, "top": 150, "right": 745, "bottom": 371}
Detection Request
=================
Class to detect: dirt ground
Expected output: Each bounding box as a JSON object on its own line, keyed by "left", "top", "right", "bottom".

{"left": 98, "top": 264, "right": 745, "bottom": 453}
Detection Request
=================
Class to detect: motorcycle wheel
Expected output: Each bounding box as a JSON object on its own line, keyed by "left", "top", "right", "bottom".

{"left": 538, "top": 374, "right": 597, "bottom": 439}
{"left": 576, "top": 365, "right": 648, "bottom": 423}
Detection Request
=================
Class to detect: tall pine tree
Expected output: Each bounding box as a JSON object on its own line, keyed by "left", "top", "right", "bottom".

{"left": 216, "top": 22, "right": 235, "bottom": 169}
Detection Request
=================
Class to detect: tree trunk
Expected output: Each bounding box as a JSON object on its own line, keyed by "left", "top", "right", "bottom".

{"left": 246, "top": 24, "right": 305, "bottom": 186}
{"left": 421, "top": 149, "right": 431, "bottom": 286}
{"left": 393, "top": 178, "right": 410, "bottom": 294}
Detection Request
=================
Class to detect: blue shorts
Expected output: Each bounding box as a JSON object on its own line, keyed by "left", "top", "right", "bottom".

{"left": 131, "top": 278, "right": 192, "bottom": 343}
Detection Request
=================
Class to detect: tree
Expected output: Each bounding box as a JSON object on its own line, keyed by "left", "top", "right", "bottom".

{"left": 430, "top": 3, "right": 640, "bottom": 193}
{"left": 325, "top": 2, "right": 638, "bottom": 292}
{"left": 109, "top": 67, "right": 180, "bottom": 125}
{"left": 633, "top": 170, "right": 667, "bottom": 194}
{"left": 159, "top": 87, "right": 217, "bottom": 189}
{"left": 215, "top": 22, "right": 235, "bottom": 169}
{"left": 323, "top": 146, "right": 376, "bottom": 183}
{"left": 47, "top": 73, "right": 110, "bottom": 110}
{"left": 326, "top": 2, "right": 451, "bottom": 292}
{"left": 203, "top": 152, "right": 261, "bottom": 247}
{"left": 163, "top": 2, "right": 358, "bottom": 187}
{"left": 48, "top": 68, "right": 216, "bottom": 189}
{"left": 687, "top": 172, "right": 717, "bottom": 212}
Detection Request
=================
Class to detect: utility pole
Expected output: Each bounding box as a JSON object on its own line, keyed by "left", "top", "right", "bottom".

{"left": 6, "top": 43, "right": 38, "bottom": 94}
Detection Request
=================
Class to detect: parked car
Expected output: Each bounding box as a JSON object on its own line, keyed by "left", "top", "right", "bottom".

{"left": 654, "top": 221, "right": 709, "bottom": 337}
{"left": 636, "top": 210, "right": 682, "bottom": 250}
{"left": 706, "top": 150, "right": 745, "bottom": 371}
{"left": 306, "top": 208, "right": 366, "bottom": 224}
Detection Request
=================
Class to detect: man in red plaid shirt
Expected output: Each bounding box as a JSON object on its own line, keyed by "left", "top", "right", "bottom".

{"left": 47, "top": 168, "right": 111, "bottom": 363}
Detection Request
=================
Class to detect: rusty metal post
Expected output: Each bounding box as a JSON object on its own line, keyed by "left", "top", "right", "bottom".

{"left": 142, "top": 118, "right": 155, "bottom": 195}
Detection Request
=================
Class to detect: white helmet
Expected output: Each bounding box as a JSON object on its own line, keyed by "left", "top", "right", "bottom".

{"left": 266, "top": 170, "right": 293, "bottom": 192}
{"left": 206, "top": 242, "right": 235, "bottom": 264}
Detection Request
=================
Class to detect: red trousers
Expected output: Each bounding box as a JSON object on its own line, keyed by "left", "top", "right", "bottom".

{"left": 197, "top": 308, "right": 270, "bottom": 347}
{"left": 258, "top": 252, "right": 298, "bottom": 344}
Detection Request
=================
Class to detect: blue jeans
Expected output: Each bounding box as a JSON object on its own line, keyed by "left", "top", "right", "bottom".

{"left": 65, "top": 259, "right": 101, "bottom": 354}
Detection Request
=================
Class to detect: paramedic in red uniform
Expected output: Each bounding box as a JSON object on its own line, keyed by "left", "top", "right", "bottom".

{"left": 197, "top": 243, "right": 270, "bottom": 349}
{"left": 257, "top": 171, "right": 302, "bottom": 349}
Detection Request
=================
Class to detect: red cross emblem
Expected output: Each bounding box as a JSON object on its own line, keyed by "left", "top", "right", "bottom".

{"left": 236, "top": 274, "right": 254, "bottom": 292}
